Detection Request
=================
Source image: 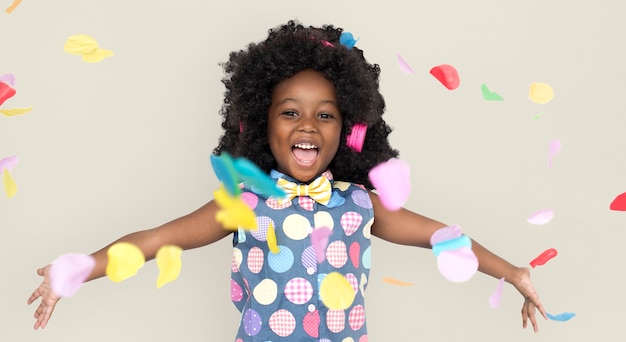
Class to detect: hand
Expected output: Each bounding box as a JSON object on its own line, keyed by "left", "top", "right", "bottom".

{"left": 27, "top": 265, "right": 61, "bottom": 330}
{"left": 511, "top": 267, "right": 547, "bottom": 332}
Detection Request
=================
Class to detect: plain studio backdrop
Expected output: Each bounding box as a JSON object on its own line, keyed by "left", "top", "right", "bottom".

{"left": 1, "top": 0, "right": 624, "bottom": 341}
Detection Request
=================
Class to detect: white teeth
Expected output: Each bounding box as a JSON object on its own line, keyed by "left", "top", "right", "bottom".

{"left": 294, "top": 143, "right": 317, "bottom": 149}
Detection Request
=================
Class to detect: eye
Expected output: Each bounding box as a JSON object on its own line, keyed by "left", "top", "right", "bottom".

{"left": 318, "top": 112, "right": 335, "bottom": 119}
{"left": 281, "top": 110, "right": 298, "bottom": 117}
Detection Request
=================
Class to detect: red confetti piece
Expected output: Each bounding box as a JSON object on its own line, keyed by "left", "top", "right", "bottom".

{"left": 529, "top": 248, "right": 558, "bottom": 268}
{"left": 610, "top": 192, "right": 626, "bottom": 211}
{"left": 429, "top": 64, "right": 460, "bottom": 90}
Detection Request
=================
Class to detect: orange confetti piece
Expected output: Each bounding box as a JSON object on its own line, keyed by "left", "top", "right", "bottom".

{"left": 5, "top": 0, "right": 22, "bottom": 14}
{"left": 382, "top": 277, "right": 414, "bottom": 287}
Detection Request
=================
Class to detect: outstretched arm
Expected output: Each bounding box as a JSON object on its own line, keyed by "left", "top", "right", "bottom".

{"left": 368, "top": 191, "right": 547, "bottom": 332}
{"left": 27, "top": 200, "right": 230, "bottom": 330}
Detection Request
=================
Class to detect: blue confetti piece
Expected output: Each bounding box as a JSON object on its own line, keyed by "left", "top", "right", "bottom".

{"left": 547, "top": 312, "right": 576, "bottom": 322}
{"left": 210, "top": 153, "right": 240, "bottom": 196}
{"left": 233, "top": 157, "right": 285, "bottom": 198}
{"left": 340, "top": 32, "right": 358, "bottom": 49}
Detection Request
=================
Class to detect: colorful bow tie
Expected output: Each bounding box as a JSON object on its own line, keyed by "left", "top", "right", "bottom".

{"left": 276, "top": 175, "right": 332, "bottom": 206}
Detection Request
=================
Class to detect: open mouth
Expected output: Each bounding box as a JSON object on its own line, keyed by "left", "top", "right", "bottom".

{"left": 292, "top": 142, "right": 319, "bottom": 165}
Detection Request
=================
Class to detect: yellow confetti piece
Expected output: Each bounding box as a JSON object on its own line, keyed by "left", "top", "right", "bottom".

{"left": 0, "top": 107, "right": 33, "bottom": 116}
{"left": 382, "top": 277, "right": 415, "bottom": 287}
{"left": 64, "top": 34, "right": 114, "bottom": 63}
{"left": 319, "top": 272, "right": 355, "bottom": 310}
{"left": 156, "top": 245, "right": 182, "bottom": 288}
{"left": 529, "top": 82, "right": 554, "bottom": 104}
{"left": 2, "top": 169, "right": 17, "bottom": 198}
{"left": 214, "top": 185, "right": 257, "bottom": 231}
{"left": 106, "top": 242, "right": 145, "bottom": 283}
{"left": 266, "top": 222, "right": 280, "bottom": 254}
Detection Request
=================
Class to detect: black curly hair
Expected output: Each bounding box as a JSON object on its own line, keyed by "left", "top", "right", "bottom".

{"left": 213, "top": 20, "right": 399, "bottom": 189}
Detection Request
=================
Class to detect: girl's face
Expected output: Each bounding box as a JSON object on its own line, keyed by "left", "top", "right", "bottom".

{"left": 268, "top": 69, "right": 343, "bottom": 183}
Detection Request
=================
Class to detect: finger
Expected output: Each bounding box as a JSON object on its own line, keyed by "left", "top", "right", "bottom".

{"left": 37, "top": 267, "right": 45, "bottom": 276}
{"left": 521, "top": 302, "right": 529, "bottom": 329}
{"left": 27, "top": 288, "right": 42, "bottom": 305}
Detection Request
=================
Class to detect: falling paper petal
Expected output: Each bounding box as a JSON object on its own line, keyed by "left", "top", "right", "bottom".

{"left": 5, "top": 0, "right": 22, "bottom": 14}
{"left": 214, "top": 185, "right": 257, "bottom": 230}
{"left": 156, "top": 245, "right": 182, "bottom": 288}
{"left": 311, "top": 227, "right": 332, "bottom": 263}
{"left": 339, "top": 32, "right": 358, "bottom": 49}
{"left": 1, "top": 107, "right": 33, "bottom": 116}
{"left": 266, "top": 222, "right": 280, "bottom": 254}
{"left": 527, "top": 209, "right": 554, "bottom": 225}
{"left": 106, "top": 242, "right": 145, "bottom": 283}
{"left": 49, "top": 254, "right": 96, "bottom": 297}
{"left": 480, "top": 84, "right": 504, "bottom": 101}
{"left": 430, "top": 64, "right": 460, "bottom": 90}
{"left": 529, "top": 82, "right": 554, "bottom": 104}
{"left": 532, "top": 112, "right": 545, "bottom": 120}
{"left": 210, "top": 153, "right": 241, "bottom": 197}
{"left": 64, "top": 34, "right": 114, "bottom": 63}
{"left": 82, "top": 49, "right": 114, "bottom": 63}
{"left": 529, "top": 248, "right": 557, "bottom": 268}
{"left": 0, "top": 74, "right": 16, "bottom": 86}
{"left": 437, "top": 247, "right": 478, "bottom": 282}
{"left": 0, "top": 155, "right": 18, "bottom": 171}
{"left": 233, "top": 157, "right": 285, "bottom": 198}
{"left": 0, "top": 81, "right": 17, "bottom": 106}
{"left": 431, "top": 235, "right": 471, "bottom": 257}
{"left": 368, "top": 158, "right": 411, "bottom": 211}
{"left": 3, "top": 169, "right": 17, "bottom": 198}
{"left": 610, "top": 192, "right": 626, "bottom": 211}
{"left": 430, "top": 224, "right": 463, "bottom": 246}
{"left": 547, "top": 312, "right": 576, "bottom": 322}
{"left": 319, "top": 272, "right": 355, "bottom": 310}
{"left": 548, "top": 139, "right": 561, "bottom": 168}
{"left": 396, "top": 53, "right": 415, "bottom": 75}
{"left": 489, "top": 277, "right": 505, "bottom": 308}
{"left": 382, "top": 277, "right": 414, "bottom": 286}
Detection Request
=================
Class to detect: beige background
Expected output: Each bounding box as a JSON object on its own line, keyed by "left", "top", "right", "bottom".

{"left": 2, "top": 0, "right": 625, "bottom": 340}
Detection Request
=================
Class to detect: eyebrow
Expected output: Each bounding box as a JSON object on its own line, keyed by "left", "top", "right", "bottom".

{"left": 275, "top": 97, "right": 338, "bottom": 106}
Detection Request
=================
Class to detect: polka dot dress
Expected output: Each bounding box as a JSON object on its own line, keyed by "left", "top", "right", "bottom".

{"left": 230, "top": 170, "right": 373, "bottom": 341}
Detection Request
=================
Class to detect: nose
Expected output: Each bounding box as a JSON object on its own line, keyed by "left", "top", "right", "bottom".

{"left": 297, "top": 112, "right": 317, "bottom": 133}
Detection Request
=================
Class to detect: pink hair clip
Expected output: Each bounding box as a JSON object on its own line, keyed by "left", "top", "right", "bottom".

{"left": 346, "top": 123, "right": 367, "bottom": 152}
{"left": 320, "top": 40, "right": 334, "bottom": 47}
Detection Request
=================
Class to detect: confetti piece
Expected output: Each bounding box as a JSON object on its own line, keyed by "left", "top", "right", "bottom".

{"left": 480, "top": 83, "right": 504, "bottom": 101}
{"left": 547, "top": 312, "right": 576, "bottom": 322}
{"left": 210, "top": 153, "right": 240, "bottom": 196}
{"left": 0, "top": 155, "right": 18, "bottom": 171}
{"left": 49, "top": 254, "right": 95, "bottom": 297}
{"left": 382, "top": 277, "right": 414, "bottom": 286}
{"left": 310, "top": 226, "right": 332, "bottom": 263}
{"left": 527, "top": 209, "right": 554, "bottom": 225}
{"left": 532, "top": 112, "right": 545, "bottom": 120}
{"left": 2, "top": 169, "right": 17, "bottom": 198}
{"left": 529, "top": 82, "right": 554, "bottom": 104}
{"left": 430, "top": 224, "right": 462, "bottom": 245}
{"left": 339, "top": 32, "right": 358, "bottom": 49}
{"left": 5, "top": 0, "right": 21, "bottom": 14}
{"left": 430, "top": 64, "right": 460, "bottom": 90}
{"left": 0, "top": 74, "right": 16, "bottom": 86}
{"left": 106, "top": 242, "right": 145, "bottom": 283}
{"left": 610, "top": 192, "right": 626, "bottom": 211}
{"left": 233, "top": 157, "right": 285, "bottom": 198}
{"left": 319, "top": 272, "right": 355, "bottom": 310}
{"left": 488, "top": 277, "right": 505, "bottom": 308}
{"left": 431, "top": 234, "right": 471, "bottom": 257}
{"left": 0, "top": 81, "right": 17, "bottom": 106}
{"left": 396, "top": 53, "right": 414, "bottom": 75}
{"left": 266, "top": 222, "right": 280, "bottom": 254}
{"left": 213, "top": 185, "right": 257, "bottom": 230}
{"left": 1, "top": 107, "right": 33, "bottom": 116}
{"left": 156, "top": 245, "right": 182, "bottom": 288}
{"left": 63, "top": 34, "right": 114, "bottom": 63}
{"left": 437, "top": 247, "right": 478, "bottom": 282}
{"left": 529, "top": 248, "right": 557, "bottom": 268}
{"left": 548, "top": 139, "right": 561, "bottom": 169}
{"left": 368, "top": 158, "right": 411, "bottom": 211}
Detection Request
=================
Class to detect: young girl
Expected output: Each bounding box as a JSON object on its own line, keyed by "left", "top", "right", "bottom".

{"left": 28, "top": 20, "right": 546, "bottom": 341}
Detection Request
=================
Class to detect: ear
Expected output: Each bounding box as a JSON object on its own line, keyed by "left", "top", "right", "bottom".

{"left": 346, "top": 123, "right": 367, "bottom": 152}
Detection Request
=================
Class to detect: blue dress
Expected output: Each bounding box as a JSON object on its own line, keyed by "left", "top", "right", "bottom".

{"left": 230, "top": 170, "right": 373, "bottom": 341}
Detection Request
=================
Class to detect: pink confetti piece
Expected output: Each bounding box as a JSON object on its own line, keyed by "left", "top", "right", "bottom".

{"left": 610, "top": 192, "right": 626, "bottom": 211}
{"left": 368, "top": 158, "right": 411, "bottom": 211}
{"left": 0, "top": 155, "right": 18, "bottom": 172}
{"left": 527, "top": 209, "right": 554, "bottom": 225}
{"left": 310, "top": 227, "right": 332, "bottom": 263}
{"left": 0, "top": 74, "right": 16, "bottom": 86}
{"left": 548, "top": 139, "right": 561, "bottom": 168}
{"left": 489, "top": 277, "right": 505, "bottom": 308}
{"left": 430, "top": 224, "right": 462, "bottom": 245}
{"left": 49, "top": 253, "right": 96, "bottom": 297}
{"left": 437, "top": 247, "right": 478, "bottom": 282}
{"left": 396, "top": 53, "right": 415, "bottom": 75}
{"left": 430, "top": 64, "right": 460, "bottom": 90}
